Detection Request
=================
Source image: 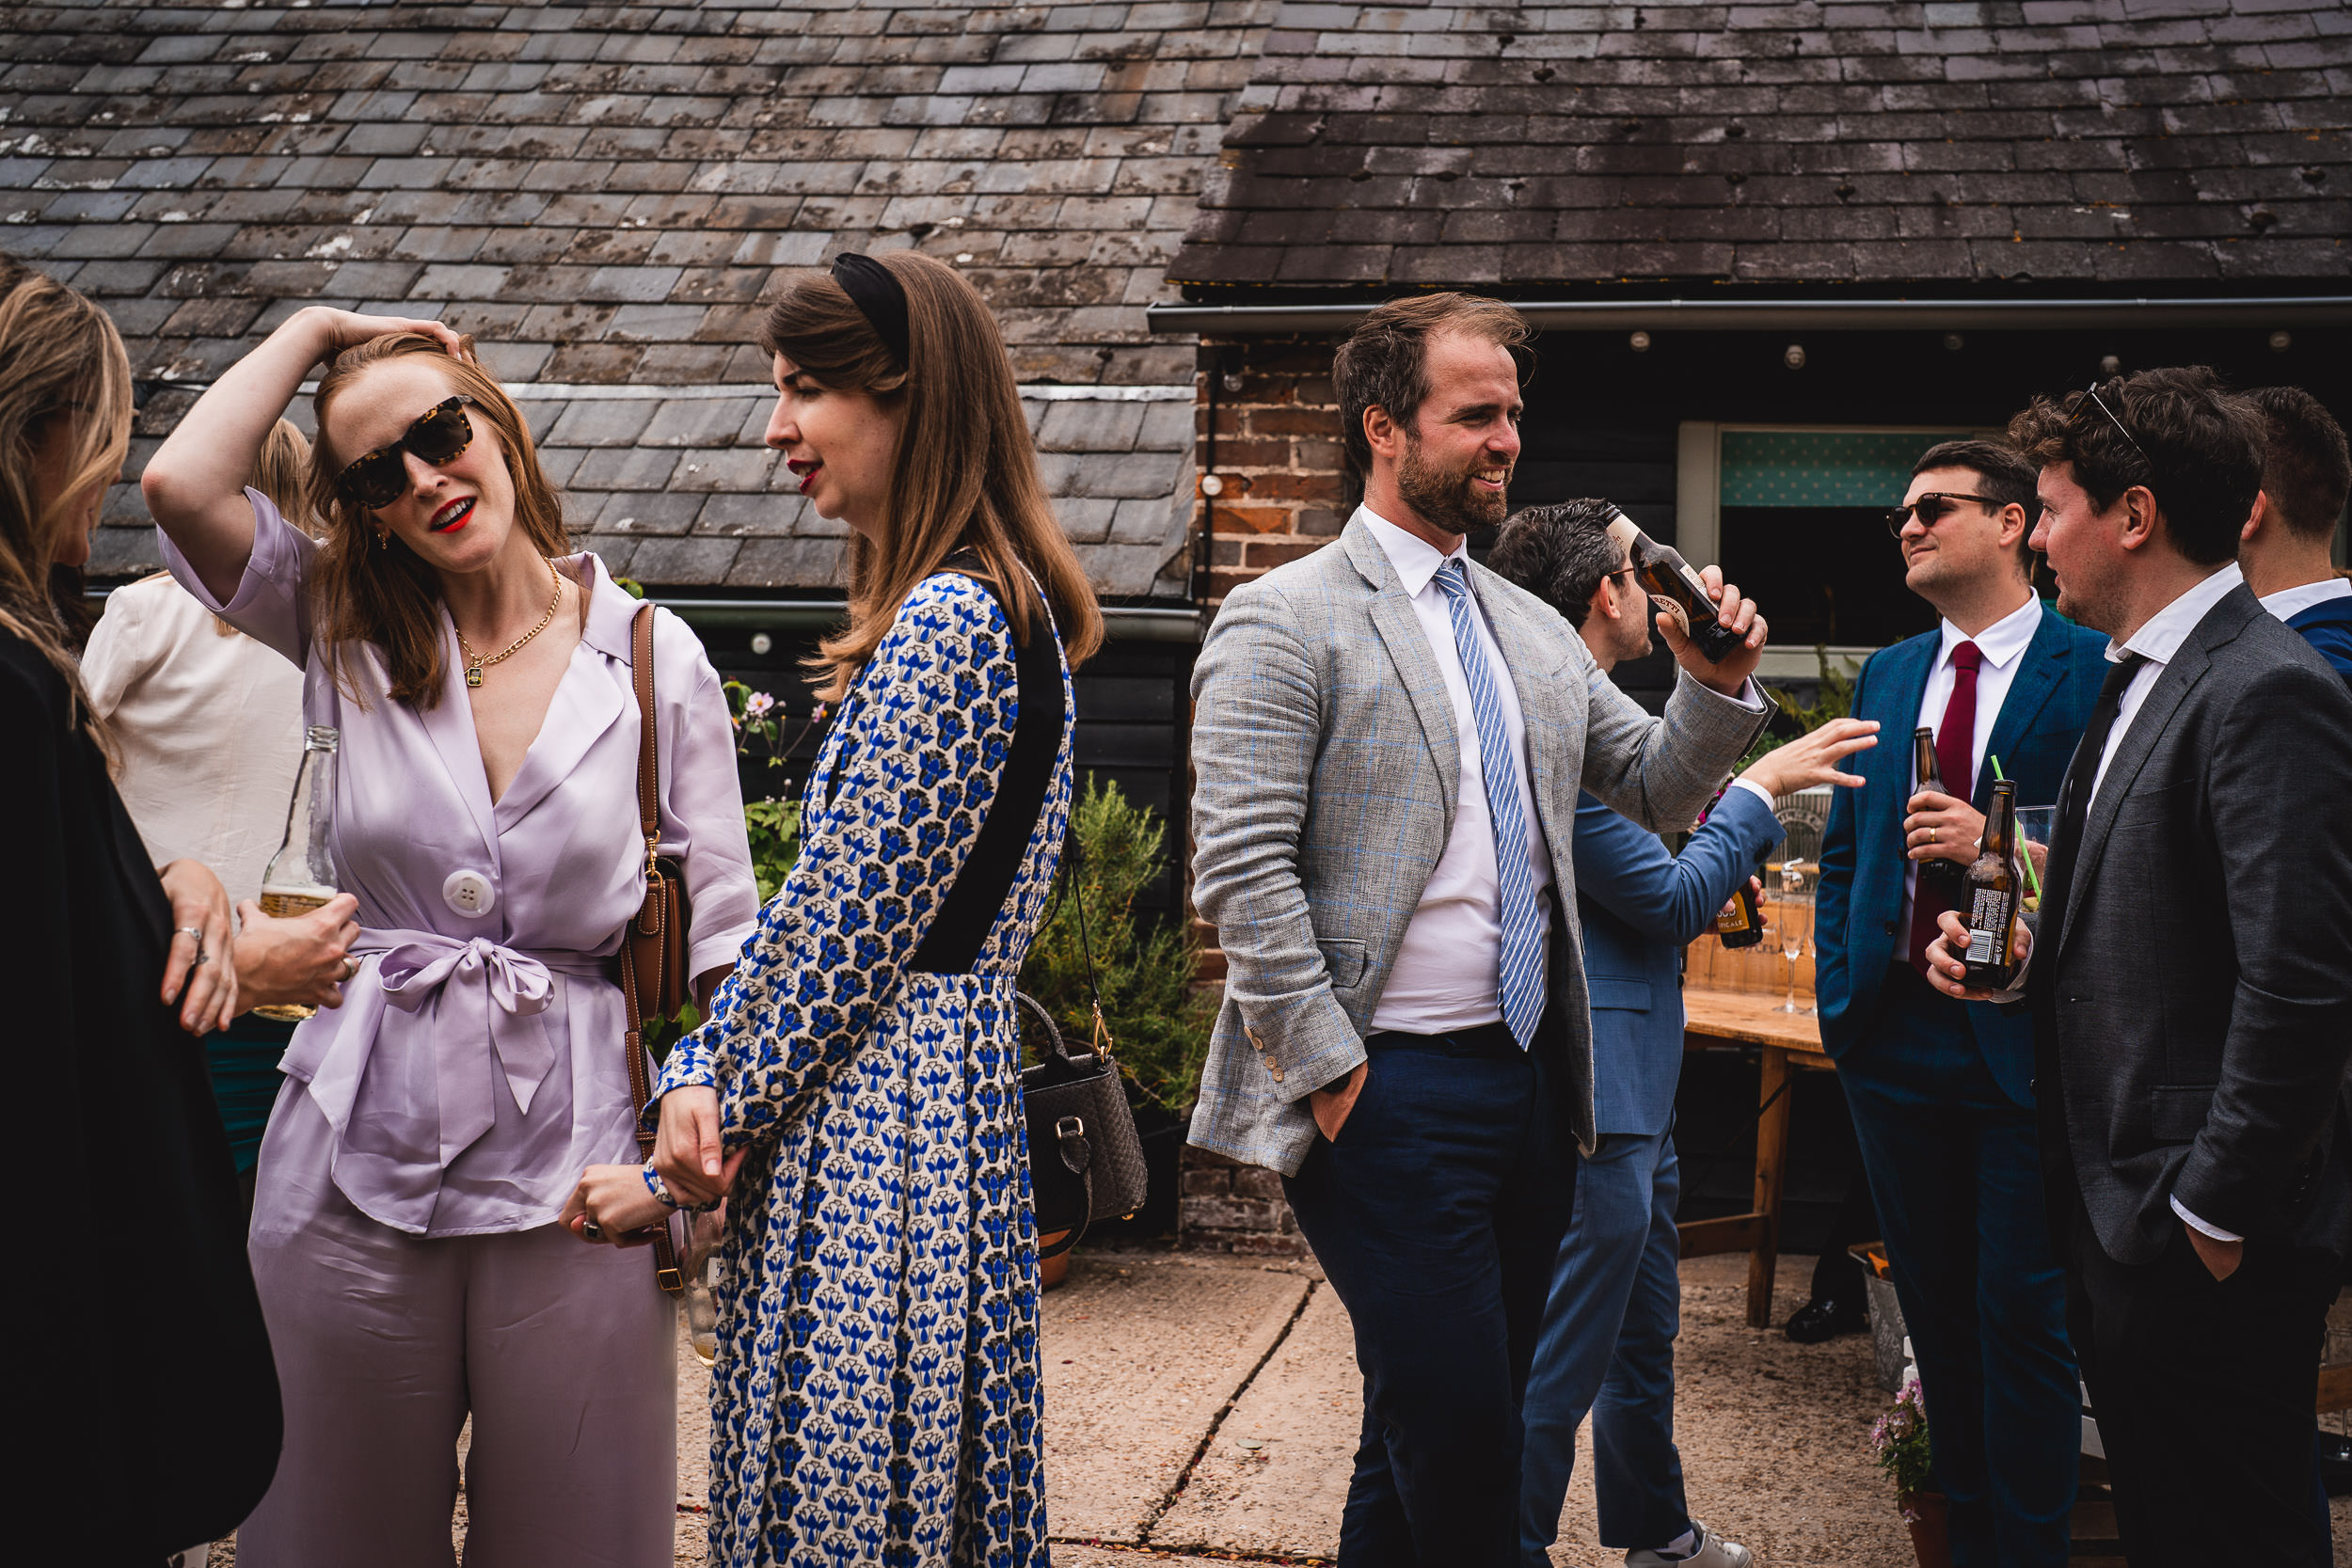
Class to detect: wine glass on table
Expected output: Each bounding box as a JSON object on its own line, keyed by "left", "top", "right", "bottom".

{"left": 1776, "top": 857, "right": 1814, "bottom": 1014}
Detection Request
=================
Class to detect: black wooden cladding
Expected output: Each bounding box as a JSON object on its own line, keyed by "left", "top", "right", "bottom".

{"left": 700, "top": 626, "right": 1196, "bottom": 923}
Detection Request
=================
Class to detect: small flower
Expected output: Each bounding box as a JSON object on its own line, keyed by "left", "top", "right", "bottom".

{"left": 744, "top": 690, "right": 777, "bottom": 722}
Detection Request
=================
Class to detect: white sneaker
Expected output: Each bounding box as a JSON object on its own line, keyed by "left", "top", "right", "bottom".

{"left": 1625, "top": 1521, "right": 1753, "bottom": 1568}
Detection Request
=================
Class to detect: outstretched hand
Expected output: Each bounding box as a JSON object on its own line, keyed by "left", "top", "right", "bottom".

{"left": 1740, "top": 718, "right": 1880, "bottom": 798}
{"left": 1655, "top": 563, "right": 1766, "bottom": 698}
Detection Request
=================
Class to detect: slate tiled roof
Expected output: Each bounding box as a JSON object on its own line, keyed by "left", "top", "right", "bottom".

{"left": 1168, "top": 0, "right": 2352, "bottom": 293}
{"left": 0, "top": 0, "right": 1274, "bottom": 594}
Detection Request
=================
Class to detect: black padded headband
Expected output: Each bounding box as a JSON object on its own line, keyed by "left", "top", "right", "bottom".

{"left": 830, "top": 252, "right": 910, "bottom": 369}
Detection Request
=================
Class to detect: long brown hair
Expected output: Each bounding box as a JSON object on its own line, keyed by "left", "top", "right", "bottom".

{"left": 758, "top": 251, "right": 1104, "bottom": 703}
{"left": 305, "top": 333, "right": 572, "bottom": 709}
{"left": 0, "top": 268, "right": 133, "bottom": 749}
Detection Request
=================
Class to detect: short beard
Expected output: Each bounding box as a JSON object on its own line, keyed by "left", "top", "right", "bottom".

{"left": 1397, "top": 434, "right": 1508, "bottom": 536}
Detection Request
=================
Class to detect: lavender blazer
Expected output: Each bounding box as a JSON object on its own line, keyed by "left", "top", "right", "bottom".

{"left": 162, "top": 492, "right": 758, "bottom": 1236}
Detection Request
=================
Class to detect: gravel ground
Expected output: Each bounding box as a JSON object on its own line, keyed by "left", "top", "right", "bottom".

{"left": 201, "top": 1251, "right": 2352, "bottom": 1565}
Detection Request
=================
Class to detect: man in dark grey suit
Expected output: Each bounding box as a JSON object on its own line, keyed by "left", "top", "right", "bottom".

{"left": 1929, "top": 368, "right": 2352, "bottom": 1566}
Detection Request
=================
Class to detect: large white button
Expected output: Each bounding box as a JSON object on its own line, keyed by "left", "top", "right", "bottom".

{"left": 442, "top": 870, "right": 495, "bottom": 918}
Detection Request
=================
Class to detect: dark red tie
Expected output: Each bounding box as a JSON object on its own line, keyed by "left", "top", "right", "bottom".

{"left": 1909, "top": 640, "right": 1982, "bottom": 973}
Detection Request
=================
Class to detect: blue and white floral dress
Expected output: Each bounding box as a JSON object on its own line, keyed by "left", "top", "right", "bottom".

{"left": 657, "top": 571, "right": 1072, "bottom": 1567}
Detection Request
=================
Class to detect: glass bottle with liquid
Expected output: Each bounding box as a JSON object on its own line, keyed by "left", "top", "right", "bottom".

{"left": 1912, "top": 727, "right": 1967, "bottom": 898}
{"left": 253, "top": 725, "right": 341, "bottom": 1022}
{"left": 1603, "top": 509, "right": 1745, "bottom": 663}
{"left": 1960, "top": 778, "right": 2023, "bottom": 990}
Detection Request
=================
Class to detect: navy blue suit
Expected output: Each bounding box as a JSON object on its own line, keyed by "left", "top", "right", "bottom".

{"left": 1814, "top": 602, "right": 2108, "bottom": 1568}
{"left": 1519, "top": 785, "right": 1783, "bottom": 1561}
{"left": 2286, "top": 594, "right": 2352, "bottom": 688}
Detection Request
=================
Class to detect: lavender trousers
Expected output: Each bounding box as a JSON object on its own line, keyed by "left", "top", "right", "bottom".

{"left": 236, "top": 1101, "right": 676, "bottom": 1568}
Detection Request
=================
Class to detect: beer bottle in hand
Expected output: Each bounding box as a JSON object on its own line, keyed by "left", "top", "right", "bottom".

{"left": 1960, "top": 778, "right": 2023, "bottom": 990}
{"left": 255, "top": 725, "right": 342, "bottom": 1022}
{"left": 1912, "top": 727, "right": 1966, "bottom": 898}
{"left": 1716, "top": 861, "right": 1766, "bottom": 948}
{"left": 1603, "top": 510, "right": 1745, "bottom": 663}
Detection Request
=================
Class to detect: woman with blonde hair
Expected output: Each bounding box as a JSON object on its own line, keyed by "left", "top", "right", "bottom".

{"left": 560, "top": 250, "right": 1103, "bottom": 1565}
{"left": 142, "top": 307, "right": 759, "bottom": 1566}
{"left": 86, "top": 418, "right": 363, "bottom": 1204}
{"left": 2, "top": 267, "right": 278, "bottom": 1559}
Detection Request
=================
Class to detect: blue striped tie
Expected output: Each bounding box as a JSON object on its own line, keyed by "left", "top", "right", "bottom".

{"left": 1434, "top": 558, "right": 1548, "bottom": 1051}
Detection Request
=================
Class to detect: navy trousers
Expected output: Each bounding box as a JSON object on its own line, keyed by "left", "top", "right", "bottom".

{"left": 1840, "top": 963, "right": 2079, "bottom": 1568}
{"left": 1282, "top": 1023, "right": 1578, "bottom": 1568}
{"left": 1518, "top": 1128, "right": 1692, "bottom": 1564}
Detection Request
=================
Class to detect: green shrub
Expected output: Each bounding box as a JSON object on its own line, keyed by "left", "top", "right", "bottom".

{"left": 1018, "top": 774, "right": 1216, "bottom": 1121}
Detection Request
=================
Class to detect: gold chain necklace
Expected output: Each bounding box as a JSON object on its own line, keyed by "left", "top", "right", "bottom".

{"left": 456, "top": 558, "right": 564, "bottom": 689}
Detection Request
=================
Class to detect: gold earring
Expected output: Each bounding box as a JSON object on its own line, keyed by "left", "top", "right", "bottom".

{"left": 374, "top": 528, "right": 389, "bottom": 551}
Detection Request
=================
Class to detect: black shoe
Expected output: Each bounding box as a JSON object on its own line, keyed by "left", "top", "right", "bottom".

{"left": 1785, "top": 1294, "right": 1870, "bottom": 1344}
{"left": 2319, "top": 1430, "right": 2352, "bottom": 1497}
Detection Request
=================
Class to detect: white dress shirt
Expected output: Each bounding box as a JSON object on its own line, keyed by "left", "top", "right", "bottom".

{"left": 80, "top": 573, "right": 307, "bottom": 907}
{"left": 1359, "top": 506, "right": 1557, "bottom": 1034}
{"left": 1899, "top": 593, "right": 2043, "bottom": 941}
{"left": 2259, "top": 575, "right": 2352, "bottom": 622}
{"left": 2075, "top": 562, "right": 2248, "bottom": 1243}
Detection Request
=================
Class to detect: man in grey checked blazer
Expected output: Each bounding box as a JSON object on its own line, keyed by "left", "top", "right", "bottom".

{"left": 1188, "top": 294, "right": 1772, "bottom": 1565}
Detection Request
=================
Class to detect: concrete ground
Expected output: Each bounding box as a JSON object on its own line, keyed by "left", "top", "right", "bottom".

{"left": 205, "top": 1250, "right": 2352, "bottom": 1565}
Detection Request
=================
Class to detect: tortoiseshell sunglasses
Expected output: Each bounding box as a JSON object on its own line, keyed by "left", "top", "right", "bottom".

{"left": 333, "top": 395, "right": 477, "bottom": 510}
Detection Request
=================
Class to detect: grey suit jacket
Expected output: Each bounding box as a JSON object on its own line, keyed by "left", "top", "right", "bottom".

{"left": 1186, "top": 516, "right": 1769, "bottom": 1176}
{"left": 2035, "top": 584, "right": 2352, "bottom": 1265}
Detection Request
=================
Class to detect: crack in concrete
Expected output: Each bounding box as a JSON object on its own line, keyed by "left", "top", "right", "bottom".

{"left": 1120, "top": 1277, "right": 1324, "bottom": 1550}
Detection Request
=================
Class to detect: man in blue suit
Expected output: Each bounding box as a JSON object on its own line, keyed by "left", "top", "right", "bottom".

{"left": 2239, "top": 385, "right": 2352, "bottom": 689}
{"left": 1815, "top": 439, "right": 2110, "bottom": 1567}
{"left": 1490, "top": 501, "right": 1879, "bottom": 1568}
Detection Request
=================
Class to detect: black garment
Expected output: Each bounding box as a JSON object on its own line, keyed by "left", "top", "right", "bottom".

{"left": 2024, "top": 586, "right": 2352, "bottom": 1562}
{"left": 4, "top": 631, "right": 280, "bottom": 1562}
{"left": 1281, "top": 1022, "right": 1577, "bottom": 1568}
{"left": 2068, "top": 1202, "right": 2337, "bottom": 1568}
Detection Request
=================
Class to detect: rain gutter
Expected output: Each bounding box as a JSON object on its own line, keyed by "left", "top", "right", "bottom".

{"left": 1145, "top": 295, "right": 2352, "bottom": 336}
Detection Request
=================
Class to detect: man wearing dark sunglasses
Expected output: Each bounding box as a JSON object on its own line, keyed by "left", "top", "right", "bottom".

{"left": 1812, "top": 437, "right": 2110, "bottom": 1567}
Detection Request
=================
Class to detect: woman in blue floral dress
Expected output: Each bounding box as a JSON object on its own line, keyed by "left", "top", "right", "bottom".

{"left": 564, "top": 251, "right": 1103, "bottom": 1566}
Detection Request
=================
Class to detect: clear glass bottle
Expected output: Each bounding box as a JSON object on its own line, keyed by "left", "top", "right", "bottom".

{"left": 253, "top": 725, "right": 341, "bottom": 1022}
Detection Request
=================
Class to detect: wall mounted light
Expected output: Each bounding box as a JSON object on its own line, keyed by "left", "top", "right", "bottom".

{"left": 1629, "top": 330, "right": 1652, "bottom": 352}
{"left": 1944, "top": 333, "right": 1964, "bottom": 352}
{"left": 2099, "top": 354, "right": 2122, "bottom": 376}
{"left": 1200, "top": 473, "right": 1226, "bottom": 498}
{"left": 749, "top": 632, "right": 773, "bottom": 656}
{"left": 1784, "top": 343, "right": 1806, "bottom": 370}
{"left": 2270, "top": 330, "right": 2293, "bottom": 352}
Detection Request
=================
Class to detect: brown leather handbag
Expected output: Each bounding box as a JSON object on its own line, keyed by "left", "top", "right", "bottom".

{"left": 619, "top": 602, "right": 694, "bottom": 1294}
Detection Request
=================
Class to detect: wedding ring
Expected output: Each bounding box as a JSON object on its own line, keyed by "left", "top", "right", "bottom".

{"left": 173, "top": 926, "right": 202, "bottom": 942}
{"left": 1930, "top": 827, "right": 1938, "bottom": 844}
{"left": 341, "top": 957, "right": 359, "bottom": 981}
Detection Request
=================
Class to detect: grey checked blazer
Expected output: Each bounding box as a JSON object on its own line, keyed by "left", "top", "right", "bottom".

{"left": 1186, "top": 515, "right": 1770, "bottom": 1176}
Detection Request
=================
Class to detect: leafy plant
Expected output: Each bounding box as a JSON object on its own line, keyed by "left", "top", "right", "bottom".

{"left": 1019, "top": 774, "right": 1216, "bottom": 1120}
{"left": 1869, "top": 1377, "right": 1935, "bottom": 1517}
{"left": 724, "top": 681, "right": 811, "bottom": 900}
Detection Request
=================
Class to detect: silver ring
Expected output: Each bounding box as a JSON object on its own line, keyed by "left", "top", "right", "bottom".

{"left": 340, "top": 956, "right": 359, "bottom": 982}
{"left": 582, "top": 1219, "right": 605, "bottom": 1242}
{"left": 174, "top": 926, "right": 202, "bottom": 942}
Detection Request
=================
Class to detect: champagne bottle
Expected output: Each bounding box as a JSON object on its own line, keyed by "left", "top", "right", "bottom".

{"left": 1959, "top": 778, "right": 2022, "bottom": 990}
{"left": 1716, "top": 862, "right": 1766, "bottom": 948}
{"left": 1912, "top": 726, "right": 1966, "bottom": 898}
{"left": 1603, "top": 510, "right": 1745, "bottom": 663}
{"left": 254, "top": 725, "right": 342, "bottom": 1022}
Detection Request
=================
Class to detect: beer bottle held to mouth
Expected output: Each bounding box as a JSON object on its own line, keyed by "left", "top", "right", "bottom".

{"left": 1912, "top": 727, "right": 1967, "bottom": 898}
{"left": 1960, "top": 777, "right": 2023, "bottom": 990}
{"left": 254, "top": 724, "right": 342, "bottom": 1022}
{"left": 1603, "top": 510, "right": 1746, "bottom": 664}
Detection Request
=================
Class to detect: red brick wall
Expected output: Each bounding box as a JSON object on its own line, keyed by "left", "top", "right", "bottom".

{"left": 1177, "top": 1146, "right": 1313, "bottom": 1260}
{"left": 1193, "top": 335, "right": 1349, "bottom": 604}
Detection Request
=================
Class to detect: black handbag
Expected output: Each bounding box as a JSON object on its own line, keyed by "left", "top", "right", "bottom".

{"left": 908, "top": 559, "right": 1149, "bottom": 1262}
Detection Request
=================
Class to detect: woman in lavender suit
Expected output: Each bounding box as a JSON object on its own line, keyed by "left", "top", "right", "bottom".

{"left": 142, "top": 309, "right": 758, "bottom": 1567}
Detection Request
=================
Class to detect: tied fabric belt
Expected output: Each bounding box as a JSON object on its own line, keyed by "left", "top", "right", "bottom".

{"left": 306, "top": 927, "right": 608, "bottom": 1169}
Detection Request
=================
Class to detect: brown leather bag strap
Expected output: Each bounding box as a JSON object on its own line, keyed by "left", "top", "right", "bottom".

{"left": 622, "top": 604, "right": 684, "bottom": 1294}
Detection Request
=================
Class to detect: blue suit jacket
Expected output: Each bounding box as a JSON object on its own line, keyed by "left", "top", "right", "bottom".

{"left": 1573, "top": 784, "right": 1784, "bottom": 1137}
{"left": 1814, "top": 603, "right": 2110, "bottom": 1105}
{"left": 2287, "top": 595, "right": 2352, "bottom": 688}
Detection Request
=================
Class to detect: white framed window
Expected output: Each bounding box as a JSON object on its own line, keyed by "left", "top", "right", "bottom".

{"left": 1677, "top": 421, "right": 2002, "bottom": 678}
